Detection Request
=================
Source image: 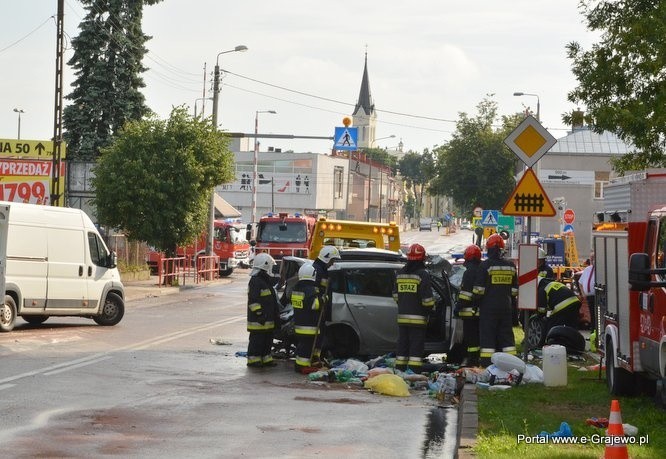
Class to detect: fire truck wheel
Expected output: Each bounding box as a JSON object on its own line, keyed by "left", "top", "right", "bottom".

{"left": 219, "top": 268, "right": 234, "bottom": 277}
{"left": 1, "top": 295, "right": 17, "bottom": 332}
{"left": 605, "top": 337, "right": 635, "bottom": 396}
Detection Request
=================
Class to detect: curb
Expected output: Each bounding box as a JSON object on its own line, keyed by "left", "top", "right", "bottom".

{"left": 457, "top": 383, "right": 478, "bottom": 458}
{"left": 123, "top": 276, "right": 232, "bottom": 303}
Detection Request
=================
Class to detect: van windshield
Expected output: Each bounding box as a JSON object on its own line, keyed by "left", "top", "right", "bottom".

{"left": 257, "top": 222, "right": 307, "bottom": 243}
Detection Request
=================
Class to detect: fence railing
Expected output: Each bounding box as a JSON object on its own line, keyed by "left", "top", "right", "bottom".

{"left": 155, "top": 255, "right": 220, "bottom": 286}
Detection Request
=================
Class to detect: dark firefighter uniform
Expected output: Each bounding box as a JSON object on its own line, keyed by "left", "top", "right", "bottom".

{"left": 455, "top": 258, "right": 482, "bottom": 366}
{"left": 393, "top": 262, "right": 436, "bottom": 371}
{"left": 246, "top": 271, "right": 280, "bottom": 367}
{"left": 473, "top": 246, "right": 518, "bottom": 366}
{"left": 291, "top": 279, "right": 323, "bottom": 371}
{"left": 537, "top": 278, "right": 581, "bottom": 332}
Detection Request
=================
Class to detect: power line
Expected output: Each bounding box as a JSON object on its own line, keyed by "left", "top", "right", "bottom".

{"left": 0, "top": 15, "right": 55, "bottom": 54}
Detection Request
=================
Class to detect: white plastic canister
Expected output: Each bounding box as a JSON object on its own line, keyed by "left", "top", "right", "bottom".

{"left": 542, "top": 344, "right": 567, "bottom": 387}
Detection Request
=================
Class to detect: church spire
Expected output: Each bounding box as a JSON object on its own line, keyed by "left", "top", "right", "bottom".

{"left": 354, "top": 51, "right": 374, "bottom": 116}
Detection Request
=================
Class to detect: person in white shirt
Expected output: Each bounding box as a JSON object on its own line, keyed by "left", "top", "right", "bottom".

{"left": 578, "top": 253, "right": 596, "bottom": 330}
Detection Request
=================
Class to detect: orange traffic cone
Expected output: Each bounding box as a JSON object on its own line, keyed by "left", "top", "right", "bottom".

{"left": 603, "top": 399, "right": 629, "bottom": 459}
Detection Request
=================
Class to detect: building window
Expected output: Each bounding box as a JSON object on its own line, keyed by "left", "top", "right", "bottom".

{"left": 334, "top": 166, "right": 343, "bottom": 198}
{"left": 594, "top": 171, "right": 610, "bottom": 199}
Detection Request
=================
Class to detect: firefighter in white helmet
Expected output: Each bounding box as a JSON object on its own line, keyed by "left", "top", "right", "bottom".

{"left": 246, "top": 253, "right": 280, "bottom": 367}
{"left": 290, "top": 263, "right": 324, "bottom": 374}
{"left": 311, "top": 245, "right": 341, "bottom": 363}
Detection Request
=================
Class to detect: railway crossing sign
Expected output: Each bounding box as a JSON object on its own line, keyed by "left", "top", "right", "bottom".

{"left": 504, "top": 115, "right": 556, "bottom": 167}
{"left": 502, "top": 168, "right": 556, "bottom": 217}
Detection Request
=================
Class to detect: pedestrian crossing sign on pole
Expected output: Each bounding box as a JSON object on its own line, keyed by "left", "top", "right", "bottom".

{"left": 481, "top": 210, "right": 499, "bottom": 226}
{"left": 334, "top": 127, "right": 358, "bottom": 151}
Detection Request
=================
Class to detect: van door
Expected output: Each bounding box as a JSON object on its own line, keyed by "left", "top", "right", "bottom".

{"left": 46, "top": 226, "right": 89, "bottom": 310}
{"left": 0, "top": 204, "right": 9, "bottom": 301}
{"left": 86, "top": 230, "right": 113, "bottom": 310}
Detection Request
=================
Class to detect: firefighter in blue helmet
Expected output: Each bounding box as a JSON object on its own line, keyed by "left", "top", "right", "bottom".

{"left": 290, "top": 263, "right": 325, "bottom": 374}
{"left": 246, "top": 253, "right": 280, "bottom": 367}
{"left": 473, "top": 233, "right": 518, "bottom": 367}
{"left": 455, "top": 244, "right": 483, "bottom": 367}
{"left": 393, "top": 243, "right": 435, "bottom": 372}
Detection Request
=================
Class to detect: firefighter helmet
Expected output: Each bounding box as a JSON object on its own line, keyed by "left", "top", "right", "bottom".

{"left": 318, "top": 245, "right": 341, "bottom": 263}
{"left": 407, "top": 243, "right": 427, "bottom": 261}
{"left": 463, "top": 244, "right": 482, "bottom": 261}
{"left": 253, "top": 253, "right": 276, "bottom": 274}
{"left": 298, "top": 263, "right": 316, "bottom": 282}
{"left": 485, "top": 233, "right": 505, "bottom": 250}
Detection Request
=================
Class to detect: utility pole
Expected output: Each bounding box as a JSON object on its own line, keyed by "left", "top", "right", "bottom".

{"left": 51, "top": 0, "right": 64, "bottom": 206}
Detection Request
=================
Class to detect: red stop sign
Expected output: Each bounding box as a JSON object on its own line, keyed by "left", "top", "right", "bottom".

{"left": 563, "top": 209, "right": 575, "bottom": 224}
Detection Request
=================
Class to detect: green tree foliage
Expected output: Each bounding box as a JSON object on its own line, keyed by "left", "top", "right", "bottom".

{"left": 63, "top": 0, "right": 162, "bottom": 160}
{"left": 92, "top": 107, "right": 234, "bottom": 253}
{"left": 398, "top": 150, "right": 435, "bottom": 220}
{"left": 430, "top": 98, "right": 520, "bottom": 217}
{"left": 566, "top": 0, "right": 666, "bottom": 172}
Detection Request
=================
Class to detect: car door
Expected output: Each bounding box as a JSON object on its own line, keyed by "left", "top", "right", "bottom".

{"left": 341, "top": 266, "right": 399, "bottom": 355}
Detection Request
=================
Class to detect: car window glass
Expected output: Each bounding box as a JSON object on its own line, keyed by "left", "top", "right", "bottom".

{"left": 345, "top": 268, "right": 395, "bottom": 297}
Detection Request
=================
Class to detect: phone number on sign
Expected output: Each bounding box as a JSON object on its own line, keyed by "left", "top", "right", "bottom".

{"left": 0, "top": 181, "right": 49, "bottom": 204}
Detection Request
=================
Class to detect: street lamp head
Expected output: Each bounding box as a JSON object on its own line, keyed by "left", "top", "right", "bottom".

{"left": 13, "top": 108, "right": 24, "bottom": 114}
{"left": 513, "top": 92, "right": 524, "bottom": 97}
{"left": 216, "top": 44, "right": 249, "bottom": 64}
{"left": 234, "top": 45, "right": 248, "bottom": 52}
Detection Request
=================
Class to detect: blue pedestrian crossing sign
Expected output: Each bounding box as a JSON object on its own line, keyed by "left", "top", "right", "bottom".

{"left": 481, "top": 210, "right": 499, "bottom": 226}
{"left": 334, "top": 127, "right": 358, "bottom": 151}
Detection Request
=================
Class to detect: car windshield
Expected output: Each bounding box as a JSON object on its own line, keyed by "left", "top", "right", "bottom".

{"left": 257, "top": 222, "right": 307, "bottom": 243}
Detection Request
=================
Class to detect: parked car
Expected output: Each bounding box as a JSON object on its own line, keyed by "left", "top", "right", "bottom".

{"left": 419, "top": 218, "right": 433, "bottom": 231}
{"left": 278, "top": 249, "right": 463, "bottom": 361}
{"left": 461, "top": 221, "right": 472, "bottom": 230}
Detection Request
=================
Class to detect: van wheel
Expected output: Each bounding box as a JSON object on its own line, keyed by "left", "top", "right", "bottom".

{"left": 23, "top": 315, "right": 49, "bottom": 325}
{"left": 1, "top": 296, "right": 17, "bottom": 332}
{"left": 326, "top": 325, "right": 359, "bottom": 359}
{"left": 219, "top": 268, "right": 234, "bottom": 277}
{"left": 606, "top": 337, "right": 635, "bottom": 395}
{"left": 94, "top": 292, "right": 125, "bottom": 326}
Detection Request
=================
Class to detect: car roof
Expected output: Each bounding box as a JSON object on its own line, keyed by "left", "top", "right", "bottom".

{"left": 330, "top": 260, "right": 404, "bottom": 271}
{"left": 339, "top": 248, "right": 406, "bottom": 262}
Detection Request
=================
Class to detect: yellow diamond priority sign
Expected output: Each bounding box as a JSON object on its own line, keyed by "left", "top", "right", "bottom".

{"left": 504, "top": 115, "right": 556, "bottom": 167}
{"left": 502, "top": 168, "right": 556, "bottom": 217}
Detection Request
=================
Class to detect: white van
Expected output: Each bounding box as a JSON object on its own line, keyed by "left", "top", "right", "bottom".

{"left": 0, "top": 201, "right": 125, "bottom": 332}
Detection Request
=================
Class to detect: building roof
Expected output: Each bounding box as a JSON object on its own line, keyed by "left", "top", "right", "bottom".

{"left": 353, "top": 52, "right": 374, "bottom": 116}
{"left": 549, "top": 127, "right": 634, "bottom": 155}
{"left": 214, "top": 193, "right": 241, "bottom": 218}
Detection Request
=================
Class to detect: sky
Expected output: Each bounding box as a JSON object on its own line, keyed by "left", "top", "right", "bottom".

{"left": 1, "top": 0, "right": 600, "bottom": 155}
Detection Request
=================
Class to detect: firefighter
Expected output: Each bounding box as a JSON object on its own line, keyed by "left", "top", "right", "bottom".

{"left": 455, "top": 244, "right": 482, "bottom": 367}
{"left": 538, "top": 248, "right": 555, "bottom": 279}
{"left": 290, "top": 263, "right": 324, "bottom": 374}
{"left": 311, "top": 245, "right": 341, "bottom": 362}
{"left": 246, "top": 253, "right": 280, "bottom": 368}
{"left": 473, "top": 233, "right": 518, "bottom": 366}
{"left": 392, "top": 243, "right": 435, "bottom": 372}
{"left": 537, "top": 277, "right": 581, "bottom": 333}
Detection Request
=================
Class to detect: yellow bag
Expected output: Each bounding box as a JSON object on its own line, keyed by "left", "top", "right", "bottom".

{"left": 364, "top": 374, "right": 411, "bottom": 397}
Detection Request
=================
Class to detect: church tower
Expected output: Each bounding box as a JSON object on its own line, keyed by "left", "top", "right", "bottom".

{"left": 352, "top": 52, "right": 377, "bottom": 148}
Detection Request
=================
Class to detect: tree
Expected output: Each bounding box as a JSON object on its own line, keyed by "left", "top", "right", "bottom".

{"left": 566, "top": 0, "right": 666, "bottom": 172}
{"left": 430, "top": 97, "right": 520, "bottom": 218}
{"left": 92, "top": 107, "right": 234, "bottom": 253}
{"left": 63, "top": 0, "right": 162, "bottom": 160}
{"left": 398, "top": 150, "right": 435, "bottom": 220}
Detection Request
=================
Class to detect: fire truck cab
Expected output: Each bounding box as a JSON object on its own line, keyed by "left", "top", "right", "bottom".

{"left": 249, "top": 212, "right": 317, "bottom": 266}
{"left": 593, "top": 170, "right": 666, "bottom": 403}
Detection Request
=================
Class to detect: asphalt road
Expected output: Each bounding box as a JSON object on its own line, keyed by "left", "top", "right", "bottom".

{"left": 0, "top": 228, "right": 469, "bottom": 458}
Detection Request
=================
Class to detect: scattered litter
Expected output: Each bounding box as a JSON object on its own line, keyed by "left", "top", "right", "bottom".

{"left": 622, "top": 423, "right": 638, "bottom": 436}
{"left": 210, "top": 337, "right": 232, "bottom": 345}
{"left": 367, "top": 367, "right": 394, "bottom": 378}
{"left": 538, "top": 421, "right": 573, "bottom": 438}
{"left": 364, "top": 373, "right": 411, "bottom": 397}
{"left": 488, "top": 384, "right": 512, "bottom": 391}
{"left": 235, "top": 351, "right": 247, "bottom": 357}
{"left": 585, "top": 417, "right": 609, "bottom": 428}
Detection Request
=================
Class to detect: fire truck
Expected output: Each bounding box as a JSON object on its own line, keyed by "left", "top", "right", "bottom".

{"left": 147, "top": 219, "right": 250, "bottom": 277}
{"left": 593, "top": 169, "right": 666, "bottom": 403}
{"left": 249, "top": 212, "right": 317, "bottom": 265}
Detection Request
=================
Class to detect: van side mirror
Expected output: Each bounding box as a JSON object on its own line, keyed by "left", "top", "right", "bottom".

{"left": 629, "top": 253, "right": 650, "bottom": 291}
{"left": 109, "top": 251, "right": 118, "bottom": 269}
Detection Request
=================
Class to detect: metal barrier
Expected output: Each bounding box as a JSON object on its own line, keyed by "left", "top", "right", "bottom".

{"left": 157, "top": 256, "right": 188, "bottom": 286}
{"left": 196, "top": 255, "right": 219, "bottom": 282}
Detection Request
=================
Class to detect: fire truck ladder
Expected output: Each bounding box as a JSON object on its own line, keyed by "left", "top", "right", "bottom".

{"left": 563, "top": 233, "right": 580, "bottom": 267}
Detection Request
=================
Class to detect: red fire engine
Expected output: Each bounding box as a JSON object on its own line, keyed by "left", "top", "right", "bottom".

{"left": 249, "top": 212, "right": 317, "bottom": 264}
{"left": 147, "top": 219, "right": 250, "bottom": 277}
{"left": 593, "top": 169, "right": 666, "bottom": 404}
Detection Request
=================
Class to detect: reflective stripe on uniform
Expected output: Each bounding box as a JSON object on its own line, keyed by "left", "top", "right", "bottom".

{"left": 260, "top": 289, "right": 272, "bottom": 297}
{"left": 552, "top": 296, "right": 579, "bottom": 314}
{"left": 295, "top": 325, "right": 319, "bottom": 335}
{"left": 422, "top": 296, "right": 435, "bottom": 308}
{"left": 249, "top": 302, "right": 262, "bottom": 312}
{"left": 291, "top": 292, "right": 304, "bottom": 309}
{"left": 467, "top": 346, "right": 480, "bottom": 352}
{"left": 247, "top": 355, "right": 262, "bottom": 365}
{"left": 458, "top": 308, "right": 479, "bottom": 317}
{"left": 502, "top": 346, "right": 517, "bottom": 355}
{"left": 458, "top": 290, "right": 473, "bottom": 301}
{"left": 247, "top": 321, "right": 275, "bottom": 331}
{"left": 480, "top": 348, "right": 495, "bottom": 358}
{"left": 397, "top": 314, "right": 427, "bottom": 326}
{"left": 295, "top": 356, "right": 312, "bottom": 367}
{"left": 473, "top": 285, "right": 485, "bottom": 295}
{"left": 408, "top": 357, "right": 423, "bottom": 367}
{"left": 396, "top": 274, "right": 421, "bottom": 293}
{"left": 488, "top": 265, "right": 516, "bottom": 285}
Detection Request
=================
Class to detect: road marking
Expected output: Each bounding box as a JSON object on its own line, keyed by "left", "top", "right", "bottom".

{"left": 0, "top": 314, "right": 245, "bottom": 384}
{"left": 0, "top": 383, "right": 15, "bottom": 391}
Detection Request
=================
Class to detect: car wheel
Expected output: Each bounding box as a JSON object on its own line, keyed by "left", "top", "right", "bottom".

{"left": 606, "top": 337, "right": 635, "bottom": 395}
{"left": 1, "top": 295, "right": 17, "bottom": 332}
{"left": 526, "top": 314, "right": 546, "bottom": 350}
{"left": 93, "top": 292, "right": 125, "bottom": 326}
{"left": 325, "top": 325, "right": 359, "bottom": 359}
{"left": 23, "top": 315, "right": 49, "bottom": 325}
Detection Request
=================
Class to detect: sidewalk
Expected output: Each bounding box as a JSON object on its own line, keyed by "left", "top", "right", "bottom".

{"left": 121, "top": 275, "right": 230, "bottom": 303}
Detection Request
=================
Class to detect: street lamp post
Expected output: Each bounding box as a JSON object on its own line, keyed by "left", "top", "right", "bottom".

{"left": 13, "top": 108, "right": 25, "bottom": 140}
{"left": 251, "top": 110, "right": 277, "bottom": 225}
{"left": 513, "top": 92, "right": 540, "bottom": 122}
{"left": 207, "top": 45, "right": 248, "bottom": 256}
{"left": 370, "top": 134, "right": 396, "bottom": 148}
